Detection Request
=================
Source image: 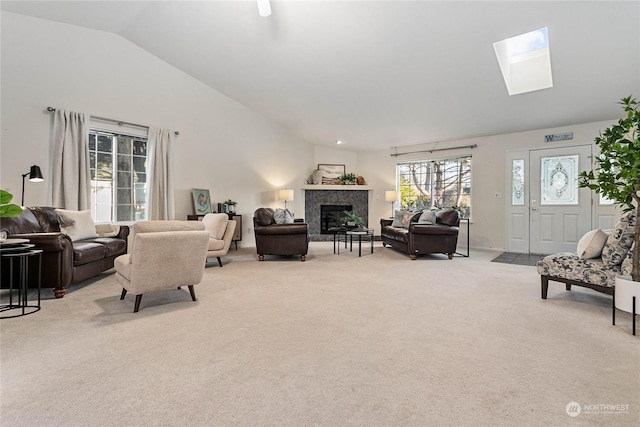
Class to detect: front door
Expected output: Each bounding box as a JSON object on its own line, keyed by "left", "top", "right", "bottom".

{"left": 529, "top": 145, "right": 592, "bottom": 254}
{"left": 506, "top": 145, "right": 593, "bottom": 254}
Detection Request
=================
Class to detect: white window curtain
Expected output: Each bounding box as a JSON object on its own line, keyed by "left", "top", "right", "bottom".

{"left": 51, "top": 109, "right": 91, "bottom": 210}
{"left": 147, "top": 127, "right": 175, "bottom": 220}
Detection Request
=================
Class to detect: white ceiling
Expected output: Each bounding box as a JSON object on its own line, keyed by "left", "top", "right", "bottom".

{"left": 2, "top": 1, "right": 639, "bottom": 151}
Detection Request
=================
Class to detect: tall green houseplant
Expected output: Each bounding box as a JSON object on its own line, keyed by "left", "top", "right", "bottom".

{"left": 579, "top": 96, "right": 640, "bottom": 282}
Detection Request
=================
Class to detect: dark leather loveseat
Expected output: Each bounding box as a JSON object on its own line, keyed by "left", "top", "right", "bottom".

{"left": 253, "top": 208, "right": 309, "bottom": 261}
{"left": 1, "top": 207, "right": 129, "bottom": 298}
{"left": 380, "top": 208, "right": 460, "bottom": 260}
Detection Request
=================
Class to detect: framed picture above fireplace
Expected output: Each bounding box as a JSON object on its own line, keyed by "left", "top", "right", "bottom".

{"left": 317, "top": 164, "right": 345, "bottom": 185}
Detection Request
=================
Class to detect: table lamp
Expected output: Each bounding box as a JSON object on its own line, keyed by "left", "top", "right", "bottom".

{"left": 385, "top": 190, "right": 398, "bottom": 218}
{"left": 278, "top": 189, "right": 294, "bottom": 210}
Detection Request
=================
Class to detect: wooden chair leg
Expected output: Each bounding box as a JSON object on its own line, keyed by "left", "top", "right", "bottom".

{"left": 188, "top": 285, "right": 197, "bottom": 301}
{"left": 217, "top": 257, "right": 223, "bottom": 267}
{"left": 120, "top": 288, "right": 127, "bottom": 300}
{"left": 541, "top": 276, "right": 549, "bottom": 299}
{"left": 133, "top": 294, "right": 143, "bottom": 313}
{"left": 258, "top": 255, "right": 264, "bottom": 261}
{"left": 300, "top": 255, "right": 306, "bottom": 262}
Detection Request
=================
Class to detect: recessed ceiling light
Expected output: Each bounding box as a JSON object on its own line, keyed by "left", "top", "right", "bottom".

{"left": 336, "top": 140, "right": 343, "bottom": 145}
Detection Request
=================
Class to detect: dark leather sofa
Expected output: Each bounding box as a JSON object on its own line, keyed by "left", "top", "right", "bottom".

{"left": 1, "top": 207, "right": 129, "bottom": 298}
{"left": 380, "top": 209, "right": 460, "bottom": 259}
{"left": 253, "top": 208, "right": 309, "bottom": 261}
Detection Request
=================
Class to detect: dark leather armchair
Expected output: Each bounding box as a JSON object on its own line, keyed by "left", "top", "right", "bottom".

{"left": 253, "top": 208, "right": 309, "bottom": 261}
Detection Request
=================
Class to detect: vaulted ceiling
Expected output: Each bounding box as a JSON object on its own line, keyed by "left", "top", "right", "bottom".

{"left": 2, "top": 1, "right": 639, "bottom": 151}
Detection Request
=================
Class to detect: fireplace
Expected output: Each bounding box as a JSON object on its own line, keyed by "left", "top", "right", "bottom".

{"left": 304, "top": 189, "right": 369, "bottom": 241}
{"left": 320, "top": 204, "right": 352, "bottom": 234}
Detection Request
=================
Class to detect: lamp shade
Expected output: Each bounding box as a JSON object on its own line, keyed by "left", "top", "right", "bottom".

{"left": 29, "top": 165, "right": 44, "bottom": 182}
{"left": 385, "top": 190, "right": 398, "bottom": 202}
{"left": 278, "top": 189, "right": 294, "bottom": 202}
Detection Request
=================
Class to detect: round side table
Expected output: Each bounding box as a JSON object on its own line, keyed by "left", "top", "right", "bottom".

{"left": 1, "top": 239, "right": 42, "bottom": 319}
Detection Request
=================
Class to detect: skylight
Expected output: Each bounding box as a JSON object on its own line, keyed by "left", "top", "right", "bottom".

{"left": 493, "top": 27, "right": 553, "bottom": 96}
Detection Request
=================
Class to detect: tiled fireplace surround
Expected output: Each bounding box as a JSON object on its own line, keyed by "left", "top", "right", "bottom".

{"left": 304, "top": 188, "right": 370, "bottom": 241}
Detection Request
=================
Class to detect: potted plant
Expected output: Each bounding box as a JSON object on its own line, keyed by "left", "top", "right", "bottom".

{"left": 341, "top": 210, "right": 364, "bottom": 228}
{"left": 579, "top": 95, "right": 640, "bottom": 283}
{"left": 338, "top": 173, "right": 358, "bottom": 185}
{"left": 1, "top": 189, "right": 23, "bottom": 242}
{"left": 223, "top": 199, "right": 237, "bottom": 214}
{"left": 1, "top": 190, "right": 22, "bottom": 218}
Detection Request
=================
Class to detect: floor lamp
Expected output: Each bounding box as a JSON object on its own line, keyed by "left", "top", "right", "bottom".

{"left": 278, "top": 189, "right": 294, "bottom": 210}
{"left": 385, "top": 190, "right": 398, "bottom": 218}
{"left": 21, "top": 165, "right": 44, "bottom": 206}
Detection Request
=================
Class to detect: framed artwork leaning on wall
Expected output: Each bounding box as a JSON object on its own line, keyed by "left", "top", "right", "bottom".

{"left": 192, "top": 188, "right": 212, "bottom": 215}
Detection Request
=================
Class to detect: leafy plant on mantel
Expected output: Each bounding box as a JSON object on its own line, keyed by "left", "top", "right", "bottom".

{"left": 339, "top": 173, "right": 357, "bottom": 185}
{"left": 0, "top": 189, "right": 23, "bottom": 218}
{"left": 579, "top": 95, "right": 640, "bottom": 282}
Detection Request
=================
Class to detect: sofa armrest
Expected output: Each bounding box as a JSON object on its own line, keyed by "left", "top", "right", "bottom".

{"left": 116, "top": 225, "right": 130, "bottom": 245}
{"left": 381, "top": 218, "right": 393, "bottom": 227}
{"left": 8, "top": 232, "right": 72, "bottom": 252}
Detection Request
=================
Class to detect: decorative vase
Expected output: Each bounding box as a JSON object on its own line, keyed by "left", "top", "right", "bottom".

{"left": 356, "top": 176, "right": 365, "bottom": 185}
{"left": 312, "top": 169, "right": 323, "bottom": 185}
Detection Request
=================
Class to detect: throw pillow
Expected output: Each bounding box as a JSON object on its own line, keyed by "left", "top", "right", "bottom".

{"left": 576, "top": 229, "right": 609, "bottom": 259}
{"left": 391, "top": 210, "right": 405, "bottom": 228}
{"left": 417, "top": 210, "right": 436, "bottom": 224}
{"left": 202, "top": 213, "right": 229, "bottom": 240}
{"left": 55, "top": 209, "right": 97, "bottom": 242}
{"left": 95, "top": 223, "right": 120, "bottom": 237}
{"left": 401, "top": 211, "right": 419, "bottom": 229}
{"left": 621, "top": 244, "right": 634, "bottom": 277}
{"left": 601, "top": 212, "right": 636, "bottom": 266}
{"left": 274, "top": 208, "right": 294, "bottom": 224}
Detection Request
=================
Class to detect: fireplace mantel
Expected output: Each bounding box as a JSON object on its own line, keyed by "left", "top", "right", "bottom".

{"left": 302, "top": 185, "right": 373, "bottom": 191}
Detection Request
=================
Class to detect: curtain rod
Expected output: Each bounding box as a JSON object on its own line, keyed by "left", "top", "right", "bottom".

{"left": 46, "top": 107, "right": 179, "bottom": 136}
{"left": 390, "top": 144, "right": 477, "bottom": 157}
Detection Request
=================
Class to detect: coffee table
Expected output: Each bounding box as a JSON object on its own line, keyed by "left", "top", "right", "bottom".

{"left": 328, "top": 226, "right": 374, "bottom": 257}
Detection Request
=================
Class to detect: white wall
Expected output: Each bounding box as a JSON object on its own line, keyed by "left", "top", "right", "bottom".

{"left": 0, "top": 12, "right": 314, "bottom": 247}
{"left": 1, "top": 12, "right": 616, "bottom": 252}
{"left": 358, "top": 120, "right": 615, "bottom": 251}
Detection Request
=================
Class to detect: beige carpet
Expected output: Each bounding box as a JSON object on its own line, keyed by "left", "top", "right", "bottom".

{"left": 1, "top": 242, "right": 639, "bottom": 427}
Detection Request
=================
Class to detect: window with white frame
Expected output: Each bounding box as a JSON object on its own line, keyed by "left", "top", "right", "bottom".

{"left": 88, "top": 130, "right": 147, "bottom": 223}
{"left": 397, "top": 156, "right": 472, "bottom": 218}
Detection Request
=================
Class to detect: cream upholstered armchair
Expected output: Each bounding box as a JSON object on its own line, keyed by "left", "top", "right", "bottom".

{"left": 202, "top": 213, "right": 237, "bottom": 267}
{"left": 114, "top": 221, "right": 209, "bottom": 313}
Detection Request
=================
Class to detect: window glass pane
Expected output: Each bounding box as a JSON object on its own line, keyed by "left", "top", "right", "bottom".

{"left": 89, "top": 133, "right": 96, "bottom": 151}
{"left": 117, "top": 205, "right": 133, "bottom": 222}
{"left": 96, "top": 153, "right": 112, "bottom": 180}
{"left": 117, "top": 155, "right": 131, "bottom": 172}
{"left": 117, "top": 189, "right": 132, "bottom": 205}
{"left": 133, "top": 156, "right": 146, "bottom": 174}
{"left": 97, "top": 135, "right": 112, "bottom": 152}
{"left": 540, "top": 155, "right": 579, "bottom": 205}
{"left": 134, "top": 172, "right": 146, "bottom": 184}
{"left": 512, "top": 159, "right": 525, "bottom": 205}
{"left": 133, "top": 140, "right": 146, "bottom": 156}
{"left": 117, "top": 171, "right": 131, "bottom": 189}
{"left": 117, "top": 138, "right": 132, "bottom": 155}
